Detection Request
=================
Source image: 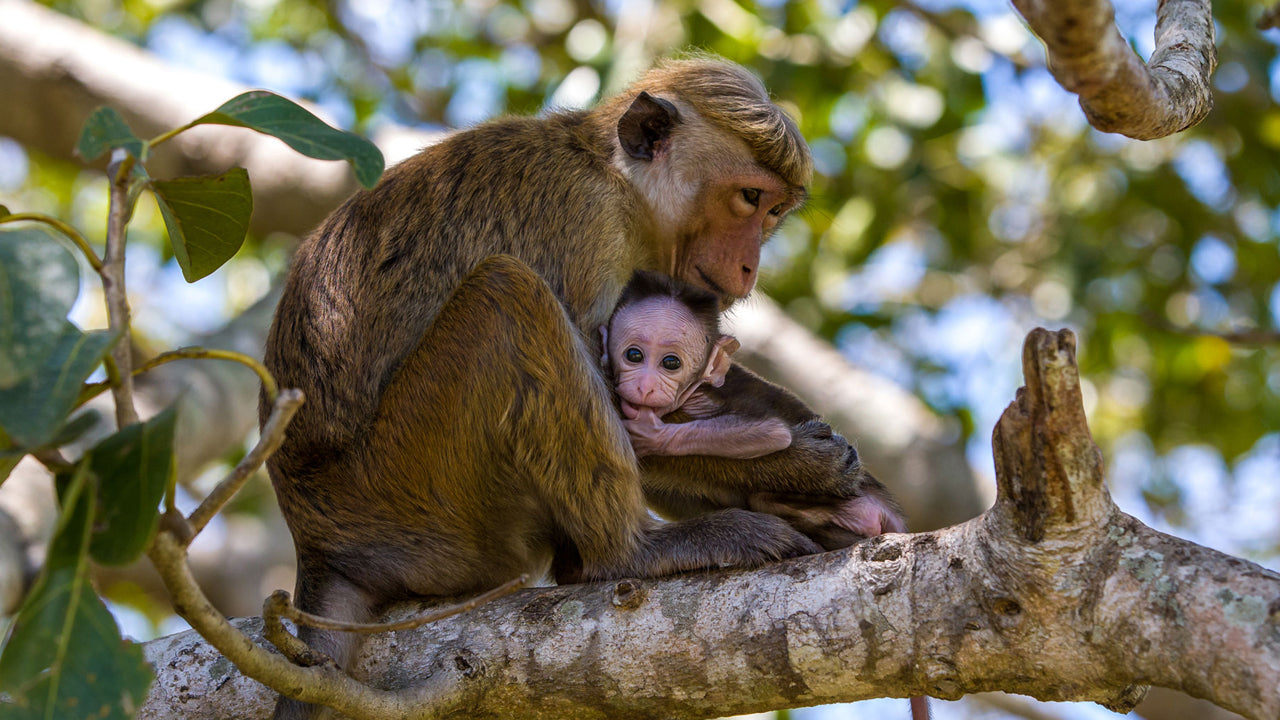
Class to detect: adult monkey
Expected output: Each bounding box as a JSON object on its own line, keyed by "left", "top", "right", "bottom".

{"left": 264, "top": 57, "right": 875, "bottom": 718}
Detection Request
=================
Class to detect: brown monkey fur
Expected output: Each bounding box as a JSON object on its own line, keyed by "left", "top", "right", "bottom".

{"left": 263, "top": 57, "right": 895, "bottom": 719}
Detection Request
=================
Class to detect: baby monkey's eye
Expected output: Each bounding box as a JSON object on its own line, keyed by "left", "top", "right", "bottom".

{"left": 624, "top": 347, "right": 643, "bottom": 363}
{"left": 661, "top": 355, "right": 682, "bottom": 371}
{"left": 742, "top": 188, "right": 762, "bottom": 207}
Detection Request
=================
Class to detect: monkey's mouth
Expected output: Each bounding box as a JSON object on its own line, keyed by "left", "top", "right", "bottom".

{"left": 695, "top": 267, "right": 742, "bottom": 309}
{"left": 619, "top": 398, "right": 671, "bottom": 420}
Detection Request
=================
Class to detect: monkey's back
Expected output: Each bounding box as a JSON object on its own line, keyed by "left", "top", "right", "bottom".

{"left": 262, "top": 110, "right": 651, "bottom": 529}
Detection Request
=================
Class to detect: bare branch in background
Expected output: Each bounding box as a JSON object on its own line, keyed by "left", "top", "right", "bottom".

{"left": 1011, "top": 0, "right": 1216, "bottom": 139}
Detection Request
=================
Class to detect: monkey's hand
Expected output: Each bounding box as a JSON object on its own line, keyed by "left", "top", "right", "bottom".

{"left": 749, "top": 490, "right": 908, "bottom": 551}
{"left": 623, "top": 408, "right": 679, "bottom": 457}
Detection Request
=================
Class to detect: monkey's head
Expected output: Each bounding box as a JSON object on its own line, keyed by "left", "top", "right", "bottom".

{"left": 601, "top": 270, "right": 739, "bottom": 419}
{"left": 600, "top": 57, "right": 813, "bottom": 308}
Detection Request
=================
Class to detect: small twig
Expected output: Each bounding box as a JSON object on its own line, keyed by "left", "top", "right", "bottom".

{"left": 78, "top": 346, "right": 280, "bottom": 407}
{"left": 101, "top": 149, "right": 140, "bottom": 429}
{"left": 263, "top": 591, "right": 340, "bottom": 668}
{"left": 0, "top": 213, "right": 102, "bottom": 271}
{"left": 185, "top": 388, "right": 303, "bottom": 539}
{"left": 270, "top": 575, "right": 528, "bottom": 635}
{"left": 32, "top": 448, "right": 74, "bottom": 474}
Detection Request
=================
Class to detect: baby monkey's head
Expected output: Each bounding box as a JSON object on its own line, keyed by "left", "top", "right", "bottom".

{"left": 602, "top": 270, "right": 739, "bottom": 418}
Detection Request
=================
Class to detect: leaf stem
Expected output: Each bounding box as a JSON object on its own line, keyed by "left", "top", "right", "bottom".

{"left": 79, "top": 346, "right": 280, "bottom": 407}
{"left": 147, "top": 122, "right": 195, "bottom": 150}
{"left": 0, "top": 213, "right": 103, "bottom": 272}
{"left": 101, "top": 150, "right": 141, "bottom": 429}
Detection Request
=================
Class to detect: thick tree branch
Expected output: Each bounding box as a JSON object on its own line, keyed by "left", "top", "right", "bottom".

{"left": 1010, "top": 0, "right": 1216, "bottom": 139}
{"left": 139, "top": 329, "right": 1279, "bottom": 720}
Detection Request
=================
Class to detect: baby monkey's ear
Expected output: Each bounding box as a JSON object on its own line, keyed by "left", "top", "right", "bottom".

{"left": 599, "top": 325, "right": 611, "bottom": 370}
{"left": 704, "top": 335, "right": 740, "bottom": 388}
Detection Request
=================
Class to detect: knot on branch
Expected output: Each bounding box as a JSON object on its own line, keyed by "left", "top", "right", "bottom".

{"left": 990, "top": 328, "right": 1110, "bottom": 543}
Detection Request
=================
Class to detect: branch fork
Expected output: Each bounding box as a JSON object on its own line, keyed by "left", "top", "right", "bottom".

{"left": 140, "top": 329, "right": 1280, "bottom": 720}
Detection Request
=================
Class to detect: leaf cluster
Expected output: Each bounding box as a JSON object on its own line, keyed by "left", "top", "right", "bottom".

{"left": 0, "top": 90, "right": 383, "bottom": 718}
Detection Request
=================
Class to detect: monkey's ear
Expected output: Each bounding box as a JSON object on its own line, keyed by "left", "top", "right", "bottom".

{"left": 618, "top": 91, "right": 680, "bottom": 161}
{"left": 704, "top": 336, "right": 739, "bottom": 388}
{"left": 599, "top": 325, "right": 610, "bottom": 369}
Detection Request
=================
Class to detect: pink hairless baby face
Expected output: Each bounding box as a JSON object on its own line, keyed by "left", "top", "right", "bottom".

{"left": 602, "top": 295, "right": 734, "bottom": 420}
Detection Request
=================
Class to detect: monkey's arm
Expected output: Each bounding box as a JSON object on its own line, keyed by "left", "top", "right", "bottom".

{"left": 640, "top": 365, "right": 908, "bottom": 548}
{"left": 624, "top": 409, "right": 792, "bottom": 459}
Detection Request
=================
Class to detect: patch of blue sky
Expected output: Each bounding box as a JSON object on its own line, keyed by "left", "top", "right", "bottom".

{"left": 1189, "top": 286, "right": 1231, "bottom": 327}
{"left": 1270, "top": 56, "right": 1280, "bottom": 104}
{"left": 446, "top": 58, "right": 506, "bottom": 127}
{"left": 1229, "top": 435, "right": 1280, "bottom": 563}
{"left": 240, "top": 41, "right": 328, "bottom": 98}
{"left": 814, "top": 0, "right": 857, "bottom": 18}
{"left": 500, "top": 44, "right": 543, "bottom": 90}
{"left": 1172, "top": 139, "right": 1233, "bottom": 210}
{"left": 1189, "top": 236, "right": 1236, "bottom": 286}
{"left": 1111, "top": 1, "right": 1157, "bottom": 59}
{"left": 909, "top": 0, "right": 1009, "bottom": 17}
{"left": 828, "top": 93, "right": 868, "bottom": 143}
{"left": 810, "top": 137, "right": 848, "bottom": 177}
{"left": 1020, "top": 67, "right": 1086, "bottom": 133}
{"left": 1155, "top": 443, "right": 1280, "bottom": 564}
{"left": 338, "top": 0, "right": 426, "bottom": 66}
{"left": 0, "top": 137, "right": 29, "bottom": 190}
{"left": 147, "top": 15, "right": 240, "bottom": 80}
{"left": 1270, "top": 282, "right": 1280, "bottom": 329}
{"left": 878, "top": 10, "right": 932, "bottom": 73}
{"left": 314, "top": 88, "right": 358, "bottom": 130}
{"left": 82, "top": 243, "right": 232, "bottom": 345}
{"left": 836, "top": 238, "right": 928, "bottom": 313}
{"left": 836, "top": 324, "right": 916, "bottom": 389}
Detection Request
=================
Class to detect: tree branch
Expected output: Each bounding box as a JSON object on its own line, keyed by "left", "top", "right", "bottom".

{"left": 139, "top": 328, "right": 1279, "bottom": 720}
{"left": 1010, "top": 0, "right": 1216, "bottom": 139}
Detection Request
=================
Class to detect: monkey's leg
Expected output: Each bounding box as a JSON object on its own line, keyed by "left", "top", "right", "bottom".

{"left": 371, "top": 254, "right": 821, "bottom": 586}
{"left": 272, "top": 559, "right": 377, "bottom": 720}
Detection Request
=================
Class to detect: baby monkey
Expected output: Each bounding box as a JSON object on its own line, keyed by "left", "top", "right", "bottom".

{"left": 602, "top": 270, "right": 908, "bottom": 541}
{"left": 601, "top": 270, "right": 794, "bottom": 460}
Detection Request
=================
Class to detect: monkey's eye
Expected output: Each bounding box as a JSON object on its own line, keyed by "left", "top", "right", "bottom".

{"left": 624, "top": 347, "right": 643, "bottom": 364}
{"left": 661, "top": 355, "right": 682, "bottom": 371}
{"left": 741, "top": 188, "right": 762, "bottom": 207}
{"left": 768, "top": 203, "right": 785, "bottom": 217}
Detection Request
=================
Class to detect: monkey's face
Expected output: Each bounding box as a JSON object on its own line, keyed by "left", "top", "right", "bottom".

{"left": 671, "top": 171, "right": 802, "bottom": 308}
{"left": 605, "top": 297, "right": 711, "bottom": 418}
{"left": 611, "top": 91, "right": 806, "bottom": 309}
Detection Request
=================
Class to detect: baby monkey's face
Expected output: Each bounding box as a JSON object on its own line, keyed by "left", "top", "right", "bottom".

{"left": 606, "top": 296, "right": 710, "bottom": 419}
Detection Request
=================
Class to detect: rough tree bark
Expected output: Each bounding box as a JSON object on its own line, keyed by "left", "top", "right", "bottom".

{"left": 138, "top": 329, "right": 1280, "bottom": 720}
{"left": 1010, "top": 0, "right": 1217, "bottom": 139}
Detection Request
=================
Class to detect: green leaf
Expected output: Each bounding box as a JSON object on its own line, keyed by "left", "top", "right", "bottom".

{"left": 152, "top": 168, "right": 253, "bottom": 283}
{"left": 0, "top": 464, "right": 153, "bottom": 719}
{"left": 0, "top": 325, "right": 116, "bottom": 448}
{"left": 82, "top": 405, "right": 178, "bottom": 566}
{"left": 0, "top": 228, "right": 81, "bottom": 389}
{"left": 192, "top": 91, "right": 384, "bottom": 188}
{"left": 76, "top": 106, "right": 145, "bottom": 162}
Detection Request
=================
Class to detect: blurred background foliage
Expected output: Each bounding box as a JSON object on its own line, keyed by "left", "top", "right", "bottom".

{"left": 1, "top": 0, "right": 1278, "bottom": 716}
